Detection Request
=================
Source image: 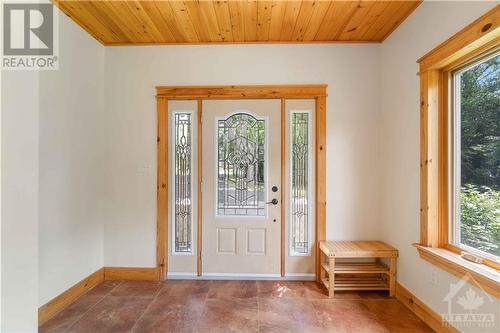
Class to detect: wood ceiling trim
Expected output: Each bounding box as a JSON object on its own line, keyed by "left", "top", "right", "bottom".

{"left": 54, "top": 1, "right": 422, "bottom": 45}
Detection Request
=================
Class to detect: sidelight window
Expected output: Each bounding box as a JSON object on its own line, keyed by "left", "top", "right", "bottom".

{"left": 173, "top": 112, "right": 193, "bottom": 254}
{"left": 290, "top": 111, "right": 312, "bottom": 255}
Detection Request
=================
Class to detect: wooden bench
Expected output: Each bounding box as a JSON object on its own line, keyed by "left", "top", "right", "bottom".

{"left": 319, "top": 241, "right": 398, "bottom": 298}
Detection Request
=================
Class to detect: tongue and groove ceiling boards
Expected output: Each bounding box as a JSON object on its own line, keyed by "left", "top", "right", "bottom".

{"left": 53, "top": 1, "right": 422, "bottom": 45}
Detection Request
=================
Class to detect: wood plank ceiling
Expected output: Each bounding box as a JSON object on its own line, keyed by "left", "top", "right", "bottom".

{"left": 54, "top": 1, "right": 422, "bottom": 45}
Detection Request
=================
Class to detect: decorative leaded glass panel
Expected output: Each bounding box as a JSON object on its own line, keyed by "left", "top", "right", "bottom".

{"left": 174, "top": 113, "right": 192, "bottom": 253}
{"left": 291, "top": 112, "right": 309, "bottom": 254}
{"left": 217, "top": 113, "right": 266, "bottom": 216}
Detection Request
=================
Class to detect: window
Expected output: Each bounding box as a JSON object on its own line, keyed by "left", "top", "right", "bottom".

{"left": 451, "top": 51, "right": 500, "bottom": 261}
{"left": 173, "top": 112, "right": 193, "bottom": 254}
{"left": 290, "top": 111, "right": 313, "bottom": 255}
{"left": 417, "top": 6, "right": 499, "bottom": 296}
{"left": 217, "top": 113, "right": 266, "bottom": 216}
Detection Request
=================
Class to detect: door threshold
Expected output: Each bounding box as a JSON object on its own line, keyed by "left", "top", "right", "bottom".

{"left": 167, "top": 272, "right": 315, "bottom": 281}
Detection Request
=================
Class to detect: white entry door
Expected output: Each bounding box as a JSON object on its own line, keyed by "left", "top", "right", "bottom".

{"left": 202, "top": 99, "right": 281, "bottom": 276}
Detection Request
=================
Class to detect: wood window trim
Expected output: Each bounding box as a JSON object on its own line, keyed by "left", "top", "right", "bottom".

{"left": 155, "top": 85, "right": 327, "bottom": 280}
{"left": 418, "top": 5, "right": 500, "bottom": 295}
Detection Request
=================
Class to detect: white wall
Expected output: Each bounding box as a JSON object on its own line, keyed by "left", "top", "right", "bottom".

{"left": 1, "top": 70, "right": 39, "bottom": 332}
{"left": 38, "top": 13, "right": 105, "bottom": 305}
{"left": 379, "top": 1, "right": 499, "bottom": 331}
{"left": 2, "top": 10, "right": 105, "bottom": 328}
{"left": 103, "top": 44, "right": 383, "bottom": 266}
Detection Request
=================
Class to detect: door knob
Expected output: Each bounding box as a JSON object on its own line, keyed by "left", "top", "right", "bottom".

{"left": 266, "top": 198, "right": 278, "bottom": 205}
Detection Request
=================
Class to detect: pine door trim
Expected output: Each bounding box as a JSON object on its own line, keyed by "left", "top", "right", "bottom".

{"left": 155, "top": 85, "right": 328, "bottom": 280}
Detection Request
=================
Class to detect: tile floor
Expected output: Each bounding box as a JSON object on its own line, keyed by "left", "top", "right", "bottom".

{"left": 40, "top": 280, "right": 434, "bottom": 333}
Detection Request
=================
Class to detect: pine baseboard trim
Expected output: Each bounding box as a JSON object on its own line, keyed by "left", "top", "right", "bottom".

{"left": 38, "top": 268, "right": 104, "bottom": 326}
{"left": 103, "top": 267, "right": 160, "bottom": 281}
{"left": 395, "top": 282, "right": 459, "bottom": 333}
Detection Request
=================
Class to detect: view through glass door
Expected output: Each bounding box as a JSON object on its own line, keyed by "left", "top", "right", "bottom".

{"left": 202, "top": 100, "right": 281, "bottom": 277}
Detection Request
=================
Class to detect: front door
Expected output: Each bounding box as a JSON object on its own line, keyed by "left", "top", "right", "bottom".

{"left": 202, "top": 99, "right": 281, "bottom": 276}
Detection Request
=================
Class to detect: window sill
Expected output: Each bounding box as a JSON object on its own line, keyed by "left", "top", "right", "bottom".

{"left": 414, "top": 244, "right": 500, "bottom": 298}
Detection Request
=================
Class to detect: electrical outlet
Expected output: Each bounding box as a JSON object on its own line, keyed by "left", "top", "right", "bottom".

{"left": 137, "top": 164, "right": 151, "bottom": 176}
{"left": 430, "top": 269, "right": 439, "bottom": 286}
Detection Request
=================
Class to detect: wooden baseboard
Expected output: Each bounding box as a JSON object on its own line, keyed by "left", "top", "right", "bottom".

{"left": 38, "top": 268, "right": 457, "bottom": 332}
{"left": 104, "top": 267, "right": 160, "bottom": 281}
{"left": 396, "top": 282, "right": 459, "bottom": 333}
{"left": 38, "top": 268, "right": 104, "bottom": 326}
{"left": 39, "top": 266, "right": 161, "bottom": 326}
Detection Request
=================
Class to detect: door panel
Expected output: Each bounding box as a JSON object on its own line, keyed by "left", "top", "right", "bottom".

{"left": 202, "top": 99, "right": 281, "bottom": 275}
{"left": 246, "top": 228, "right": 266, "bottom": 255}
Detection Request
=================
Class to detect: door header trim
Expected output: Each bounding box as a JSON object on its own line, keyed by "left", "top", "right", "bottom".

{"left": 156, "top": 85, "right": 327, "bottom": 99}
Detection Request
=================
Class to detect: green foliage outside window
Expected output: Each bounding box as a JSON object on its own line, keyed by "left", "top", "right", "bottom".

{"left": 460, "top": 185, "right": 500, "bottom": 256}
{"left": 458, "top": 53, "right": 500, "bottom": 257}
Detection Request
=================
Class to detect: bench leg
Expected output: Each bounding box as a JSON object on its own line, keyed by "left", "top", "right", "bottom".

{"left": 389, "top": 257, "right": 396, "bottom": 297}
{"left": 319, "top": 252, "right": 326, "bottom": 282}
{"left": 329, "top": 258, "right": 335, "bottom": 298}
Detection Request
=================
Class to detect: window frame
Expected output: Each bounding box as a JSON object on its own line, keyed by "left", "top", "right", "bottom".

{"left": 417, "top": 5, "right": 500, "bottom": 298}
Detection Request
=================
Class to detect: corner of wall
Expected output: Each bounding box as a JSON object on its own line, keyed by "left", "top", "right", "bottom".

{"left": 38, "top": 9, "right": 107, "bottom": 306}
{"left": 377, "top": 2, "right": 499, "bottom": 332}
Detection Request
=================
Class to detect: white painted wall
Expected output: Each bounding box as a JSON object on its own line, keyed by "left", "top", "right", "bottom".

{"left": 1, "top": 70, "right": 39, "bottom": 332}
{"left": 103, "top": 44, "right": 383, "bottom": 266}
{"left": 38, "top": 13, "right": 105, "bottom": 305}
{"left": 379, "top": 1, "right": 499, "bottom": 332}
{"left": 2, "top": 11, "right": 105, "bottom": 328}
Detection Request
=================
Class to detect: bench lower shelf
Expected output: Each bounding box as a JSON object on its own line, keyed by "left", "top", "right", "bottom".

{"left": 321, "top": 276, "right": 390, "bottom": 291}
